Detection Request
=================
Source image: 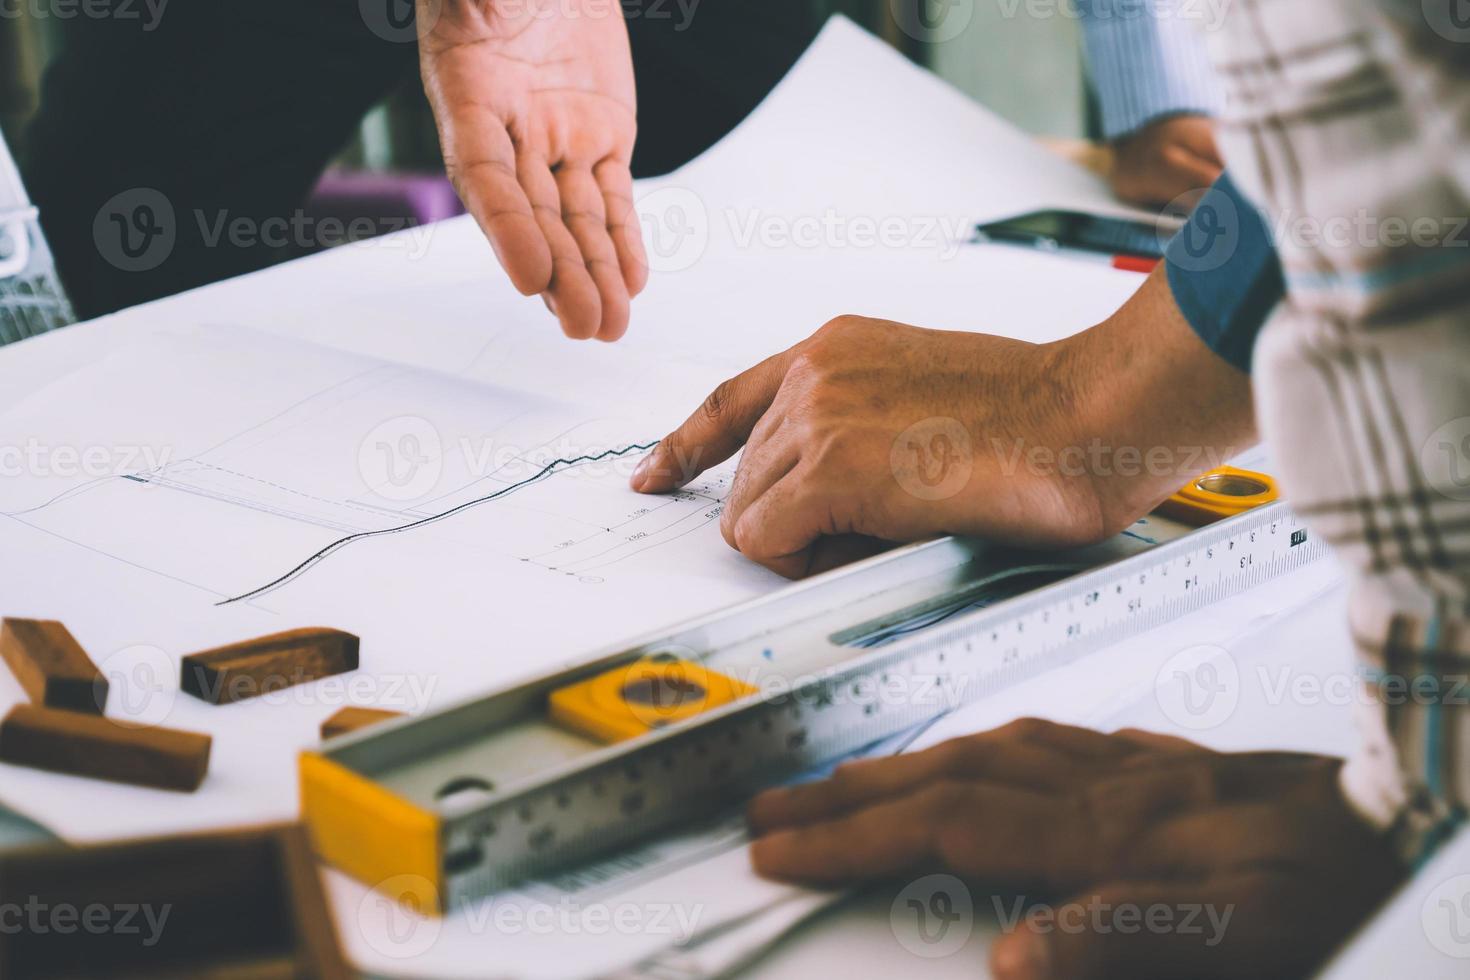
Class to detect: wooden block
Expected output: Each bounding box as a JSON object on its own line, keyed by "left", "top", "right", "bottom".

{"left": 181, "top": 628, "right": 359, "bottom": 706}
{"left": 320, "top": 706, "right": 404, "bottom": 740}
{"left": 0, "top": 618, "right": 108, "bottom": 713}
{"left": 0, "top": 704, "right": 211, "bottom": 792}
{"left": 0, "top": 823, "right": 350, "bottom": 980}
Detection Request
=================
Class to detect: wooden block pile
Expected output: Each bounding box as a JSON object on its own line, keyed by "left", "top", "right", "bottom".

{"left": 0, "top": 619, "right": 380, "bottom": 792}
{"left": 0, "top": 619, "right": 212, "bottom": 792}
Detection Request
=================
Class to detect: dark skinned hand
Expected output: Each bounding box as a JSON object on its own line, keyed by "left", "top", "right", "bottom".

{"left": 748, "top": 720, "right": 1405, "bottom": 980}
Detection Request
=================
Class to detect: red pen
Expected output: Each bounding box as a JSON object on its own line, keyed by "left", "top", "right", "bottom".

{"left": 1111, "top": 254, "right": 1160, "bottom": 274}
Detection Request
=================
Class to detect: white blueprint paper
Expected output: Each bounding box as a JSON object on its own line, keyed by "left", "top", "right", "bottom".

{"left": 0, "top": 17, "right": 1169, "bottom": 978}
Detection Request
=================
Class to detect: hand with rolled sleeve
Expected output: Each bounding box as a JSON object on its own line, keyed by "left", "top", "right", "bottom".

{"left": 1111, "top": 115, "right": 1224, "bottom": 209}
{"left": 1074, "top": 0, "right": 1226, "bottom": 207}
{"left": 631, "top": 266, "right": 1257, "bottom": 578}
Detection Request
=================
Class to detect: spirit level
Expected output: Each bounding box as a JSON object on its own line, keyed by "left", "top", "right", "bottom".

{"left": 301, "top": 502, "right": 1323, "bottom": 912}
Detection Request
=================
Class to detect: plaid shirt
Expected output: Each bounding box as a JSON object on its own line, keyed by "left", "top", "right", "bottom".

{"left": 1204, "top": 0, "right": 1470, "bottom": 861}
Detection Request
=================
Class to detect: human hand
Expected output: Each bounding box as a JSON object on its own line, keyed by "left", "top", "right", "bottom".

{"left": 630, "top": 315, "right": 1109, "bottom": 578}
{"left": 748, "top": 720, "right": 1404, "bottom": 980}
{"left": 419, "top": 0, "right": 648, "bottom": 341}
{"left": 1111, "top": 115, "right": 1224, "bottom": 210}
{"left": 630, "top": 269, "right": 1257, "bottom": 578}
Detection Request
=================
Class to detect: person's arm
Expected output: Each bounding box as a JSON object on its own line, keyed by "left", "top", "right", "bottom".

{"left": 742, "top": 7, "right": 1466, "bottom": 980}
{"left": 1164, "top": 172, "right": 1286, "bottom": 373}
{"left": 1073, "top": 0, "right": 1225, "bottom": 206}
{"left": 632, "top": 265, "right": 1257, "bottom": 577}
{"left": 633, "top": 170, "right": 1287, "bottom": 576}
{"left": 1211, "top": 1, "right": 1470, "bottom": 859}
{"left": 418, "top": 0, "right": 649, "bottom": 342}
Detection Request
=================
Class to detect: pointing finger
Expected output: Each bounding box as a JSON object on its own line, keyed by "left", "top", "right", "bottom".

{"left": 631, "top": 347, "right": 801, "bottom": 494}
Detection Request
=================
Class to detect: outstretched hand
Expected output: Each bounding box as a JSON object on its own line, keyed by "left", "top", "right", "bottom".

{"left": 419, "top": 0, "right": 648, "bottom": 341}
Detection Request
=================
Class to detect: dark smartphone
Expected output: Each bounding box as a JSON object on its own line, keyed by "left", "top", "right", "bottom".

{"left": 973, "top": 209, "right": 1168, "bottom": 260}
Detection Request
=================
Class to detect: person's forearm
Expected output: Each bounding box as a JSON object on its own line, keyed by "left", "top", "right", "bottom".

{"left": 1073, "top": 0, "right": 1223, "bottom": 140}
{"left": 1050, "top": 264, "right": 1259, "bottom": 536}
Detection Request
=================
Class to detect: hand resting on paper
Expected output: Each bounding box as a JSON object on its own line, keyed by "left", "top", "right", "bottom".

{"left": 631, "top": 267, "right": 1255, "bottom": 577}
{"left": 747, "top": 720, "right": 1404, "bottom": 980}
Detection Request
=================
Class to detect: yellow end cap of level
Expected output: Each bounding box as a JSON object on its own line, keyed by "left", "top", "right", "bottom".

{"left": 299, "top": 750, "right": 443, "bottom": 916}
{"left": 549, "top": 657, "right": 758, "bottom": 744}
{"left": 1157, "top": 466, "right": 1279, "bottom": 527}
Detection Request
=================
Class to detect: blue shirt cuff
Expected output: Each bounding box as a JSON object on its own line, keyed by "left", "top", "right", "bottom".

{"left": 1164, "top": 172, "right": 1285, "bottom": 374}
{"left": 1074, "top": 0, "right": 1225, "bottom": 139}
